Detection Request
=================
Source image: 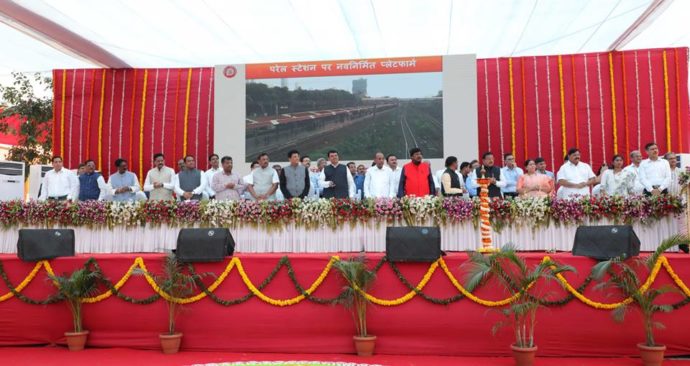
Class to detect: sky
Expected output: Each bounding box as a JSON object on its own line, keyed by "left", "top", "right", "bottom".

{"left": 253, "top": 72, "right": 442, "bottom": 98}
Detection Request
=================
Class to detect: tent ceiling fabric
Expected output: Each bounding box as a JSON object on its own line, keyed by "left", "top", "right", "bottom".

{"left": 0, "top": 0, "right": 685, "bottom": 72}
{"left": 0, "top": 20, "right": 92, "bottom": 74}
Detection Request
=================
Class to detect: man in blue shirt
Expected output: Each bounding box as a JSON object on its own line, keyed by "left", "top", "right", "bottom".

{"left": 501, "top": 153, "right": 523, "bottom": 199}
{"left": 465, "top": 160, "right": 480, "bottom": 198}
{"left": 535, "top": 157, "right": 555, "bottom": 180}
{"left": 354, "top": 164, "right": 366, "bottom": 199}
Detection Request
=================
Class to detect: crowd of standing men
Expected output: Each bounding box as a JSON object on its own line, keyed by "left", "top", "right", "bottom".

{"left": 38, "top": 141, "right": 681, "bottom": 203}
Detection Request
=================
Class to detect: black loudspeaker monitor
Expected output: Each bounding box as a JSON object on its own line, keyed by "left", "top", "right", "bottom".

{"left": 17, "top": 229, "right": 75, "bottom": 261}
{"left": 386, "top": 227, "right": 441, "bottom": 262}
{"left": 176, "top": 228, "right": 234, "bottom": 262}
{"left": 572, "top": 225, "right": 640, "bottom": 260}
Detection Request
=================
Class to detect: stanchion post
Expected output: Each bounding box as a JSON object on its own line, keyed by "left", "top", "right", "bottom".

{"left": 476, "top": 177, "right": 494, "bottom": 252}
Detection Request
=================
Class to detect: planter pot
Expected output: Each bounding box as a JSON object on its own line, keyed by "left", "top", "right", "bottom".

{"left": 160, "top": 333, "right": 183, "bottom": 354}
{"left": 511, "top": 344, "right": 538, "bottom": 366}
{"left": 638, "top": 343, "right": 666, "bottom": 366}
{"left": 64, "top": 330, "right": 89, "bottom": 351}
{"left": 353, "top": 335, "right": 376, "bottom": 356}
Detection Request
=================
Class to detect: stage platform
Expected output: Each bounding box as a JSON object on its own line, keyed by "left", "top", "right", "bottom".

{"left": 1, "top": 252, "right": 689, "bottom": 357}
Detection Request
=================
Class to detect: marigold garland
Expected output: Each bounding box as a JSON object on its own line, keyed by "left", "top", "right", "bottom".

{"left": 508, "top": 58, "right": 516, "bottom": 157}
{"left": 549, "top": 254, "right": 661, "bottom": 309}
{"left": 360, "top": 260, "right": 439, "bottom": 306}
{"left": 59, "top": 70, "right": 66, "bottom": 155}
{"left": 0, "top": 260, "right": 44, "bottom": 302}
{"left": 662, "top": 50, "right": 672, "bottom": 150}
{"left": 141, "top": 256, "right": 237, "bottom": 304}
{"left": 520, "top": 58, "right": 528, "bottom": 159}
{"left": 233, "top": 255, "right": 337, "bottom": 307}
{"left": 97, "top": 69, "right": 107, "bottom": 171}
{"left": 139, "top": 69, "right": 149, "bottom": 186}
{"left": 674, "top": 49, "right": 683, "bottom": 151}
{"left": 129, "top": 69, "right": 138, "bottom": 161}
{"left": 86, "top": 69, "right": 96, "bottom": 159}
{"left": 558, "top": 55, "right": 567, "bottom": 157}
{"left": 571, "top": 54, "right": 580, "bottom": 147}
{"left": 439, "top": 257, "right": 522, "bottom": 307}
{"left": 621, "top": 52, "right": 630, "bottom": 162}
{"left": 662, "top": 256, "right": 690, "bottom": 297}
{"left": 183, "top": 68, "right": 193, "bottom": 157}
{"left": 1, "top": 255, "right": 689, "bottom": 310}
{"left": 173, "top": 70, "right": 181, "bottom": 165}
{"left": 82, "top": 260, "right": 139, "bottom": 303}
{"left": 608, "top": 52, "right": 618, "bottom": 154}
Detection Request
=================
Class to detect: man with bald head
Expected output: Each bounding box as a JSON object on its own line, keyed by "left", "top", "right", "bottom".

{"left": 364, "top": 152, "right": 392, "bottom": 198}
{"left": 624, "top": 150, "right": 644, "bottom": 194}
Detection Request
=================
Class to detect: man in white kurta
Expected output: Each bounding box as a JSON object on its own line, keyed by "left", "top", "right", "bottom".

{"left": 39, "top": 156, "right": 79, "bottom": 201}
{"left": 638, "top": 143, "right": 671, "bottom": 196}
{"left": 556, "top": 149, "right": 596, "bottom": 198}
{"left": 387, "top": 154, "right": 403, "bottom": 198}
{"left": 143, "top": 153, "right": 175, "bottom": 201}
{"left": 364, "top": 152, "right": 393, "bottom": 198}
{"left": 204, "top": 154, "right": 221, "bottom": 199}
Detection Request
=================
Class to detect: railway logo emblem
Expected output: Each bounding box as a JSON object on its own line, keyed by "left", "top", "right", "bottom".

{"left": 223, "top": 66, "right": 237, "bottom": 78}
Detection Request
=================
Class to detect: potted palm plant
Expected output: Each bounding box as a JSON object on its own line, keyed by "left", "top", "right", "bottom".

{"left": 591, "top": 235, "right": 690, "bottom": 366}
{"left": 141, "top": 253, "right": 210, "bottom": 354}
{"left": 463, "top": 243, "right": 575, "bottom": 366}
{"left": 47, "top": 261, "right": 103, "bottom": 351}
{"left": 333, "top": 254, "right": 377, "bottom": 356}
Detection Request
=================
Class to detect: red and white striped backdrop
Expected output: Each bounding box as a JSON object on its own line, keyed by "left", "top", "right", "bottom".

{"left": 477, "top": 47, "right": 690, "bottom": 170}
{"left": 51, "top": 47, "right": 689, "bottom": 181}
{"left": 52, "top": 68, "right": 214, "bottom": 183}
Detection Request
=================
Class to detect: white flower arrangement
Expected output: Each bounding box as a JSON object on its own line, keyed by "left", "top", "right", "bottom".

{"left": 400, "top": 196, "right": 443, "bottom": 225}
{"left": 511, "top": 197, "right": 550, "bottom": 228}
{"left": 297, "top": 198, "right": 335, "bottom": 228}
{"left": 202, "top": 200, "right": 238, "bottom": 227}
{"left": 107, "top": 201, "right": 141, "bottom": 226}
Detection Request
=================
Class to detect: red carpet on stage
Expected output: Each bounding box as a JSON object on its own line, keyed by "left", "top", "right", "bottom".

{"left": 1, "top": 253, "right": 690, "bottom": 357}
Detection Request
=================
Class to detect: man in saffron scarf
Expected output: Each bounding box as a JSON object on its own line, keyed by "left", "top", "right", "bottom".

{"left": 397, "top": 147, "right": 436, "bottom": 198}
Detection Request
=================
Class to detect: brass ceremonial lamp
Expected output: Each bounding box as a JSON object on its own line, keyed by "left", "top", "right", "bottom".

{"left": 476, "top": 166, "right": 496, "bottom": 253}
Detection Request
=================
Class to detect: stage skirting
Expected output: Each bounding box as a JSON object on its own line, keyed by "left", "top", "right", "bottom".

{"left": 0, "top": 217, "right": 679, "bottom": 253}
{"left": 1, "top": 253, "right": 689, "bottom": 357}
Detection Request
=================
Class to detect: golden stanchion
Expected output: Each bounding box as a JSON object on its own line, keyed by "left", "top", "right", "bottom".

{"left": 476, "top": 177, "right": 495, "bottom": 252}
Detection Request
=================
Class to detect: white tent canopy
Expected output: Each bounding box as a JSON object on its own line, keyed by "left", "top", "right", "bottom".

{"left": 0, "top": 0, "right": 688, "bottom": 74}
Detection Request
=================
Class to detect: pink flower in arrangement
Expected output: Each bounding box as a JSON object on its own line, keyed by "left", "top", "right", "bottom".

{"left": 74, "top": 200, "right": 108, "bottom": 226}
{"left": 331, "top": 199, "right": 372, "bottom": 222}
{"left": 175, "top": 201, "right": 201, "bottom": 224}
{"left": 0, "top": 200, "right": 23, "bottom": 227}
{"left": 141, "top": 200, "right": 177, "bottom": 224}
{"left": 0, "top": 196, "right": 681, "bottom": 230}
{"left": 442, "top": 197, "right": 474, "bottom": 222}
{"left": 373, "top": 198, "right": 403, "bottom": 222}
{"left": 489, "top": 197, "right": 512, "bottom": 221}
{"left": 550, "top": 197, "right": 586, "bottom": 224}
{"left": 236, "top": 200, "right": 263, "bottom": 223}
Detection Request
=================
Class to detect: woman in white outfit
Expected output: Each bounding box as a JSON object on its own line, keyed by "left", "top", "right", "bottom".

{"left": 599, "top": 154, "right": 636, "bottom": 196}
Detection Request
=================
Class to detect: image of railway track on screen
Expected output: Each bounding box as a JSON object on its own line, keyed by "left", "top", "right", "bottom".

{"left": 245, "top": 72, "right": 443, "bottom": 162}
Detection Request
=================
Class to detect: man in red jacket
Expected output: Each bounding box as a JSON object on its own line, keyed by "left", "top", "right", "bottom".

{"left": 397, "top": 147, "right": 436, "bottom": 197}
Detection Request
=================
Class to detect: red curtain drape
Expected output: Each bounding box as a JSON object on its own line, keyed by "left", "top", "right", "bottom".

{"left": 52, "top": 68, "right": 215, "bottom": 182}
{"left": 477, "top": 47, "right": 690, "bottom": 169}
{"left": 51, "top": 47, "right": 689, "bottom": 180}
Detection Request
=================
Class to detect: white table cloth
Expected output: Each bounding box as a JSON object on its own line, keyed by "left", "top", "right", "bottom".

{"left": 0, "top": 217, "right": 679, "bottom": 253}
